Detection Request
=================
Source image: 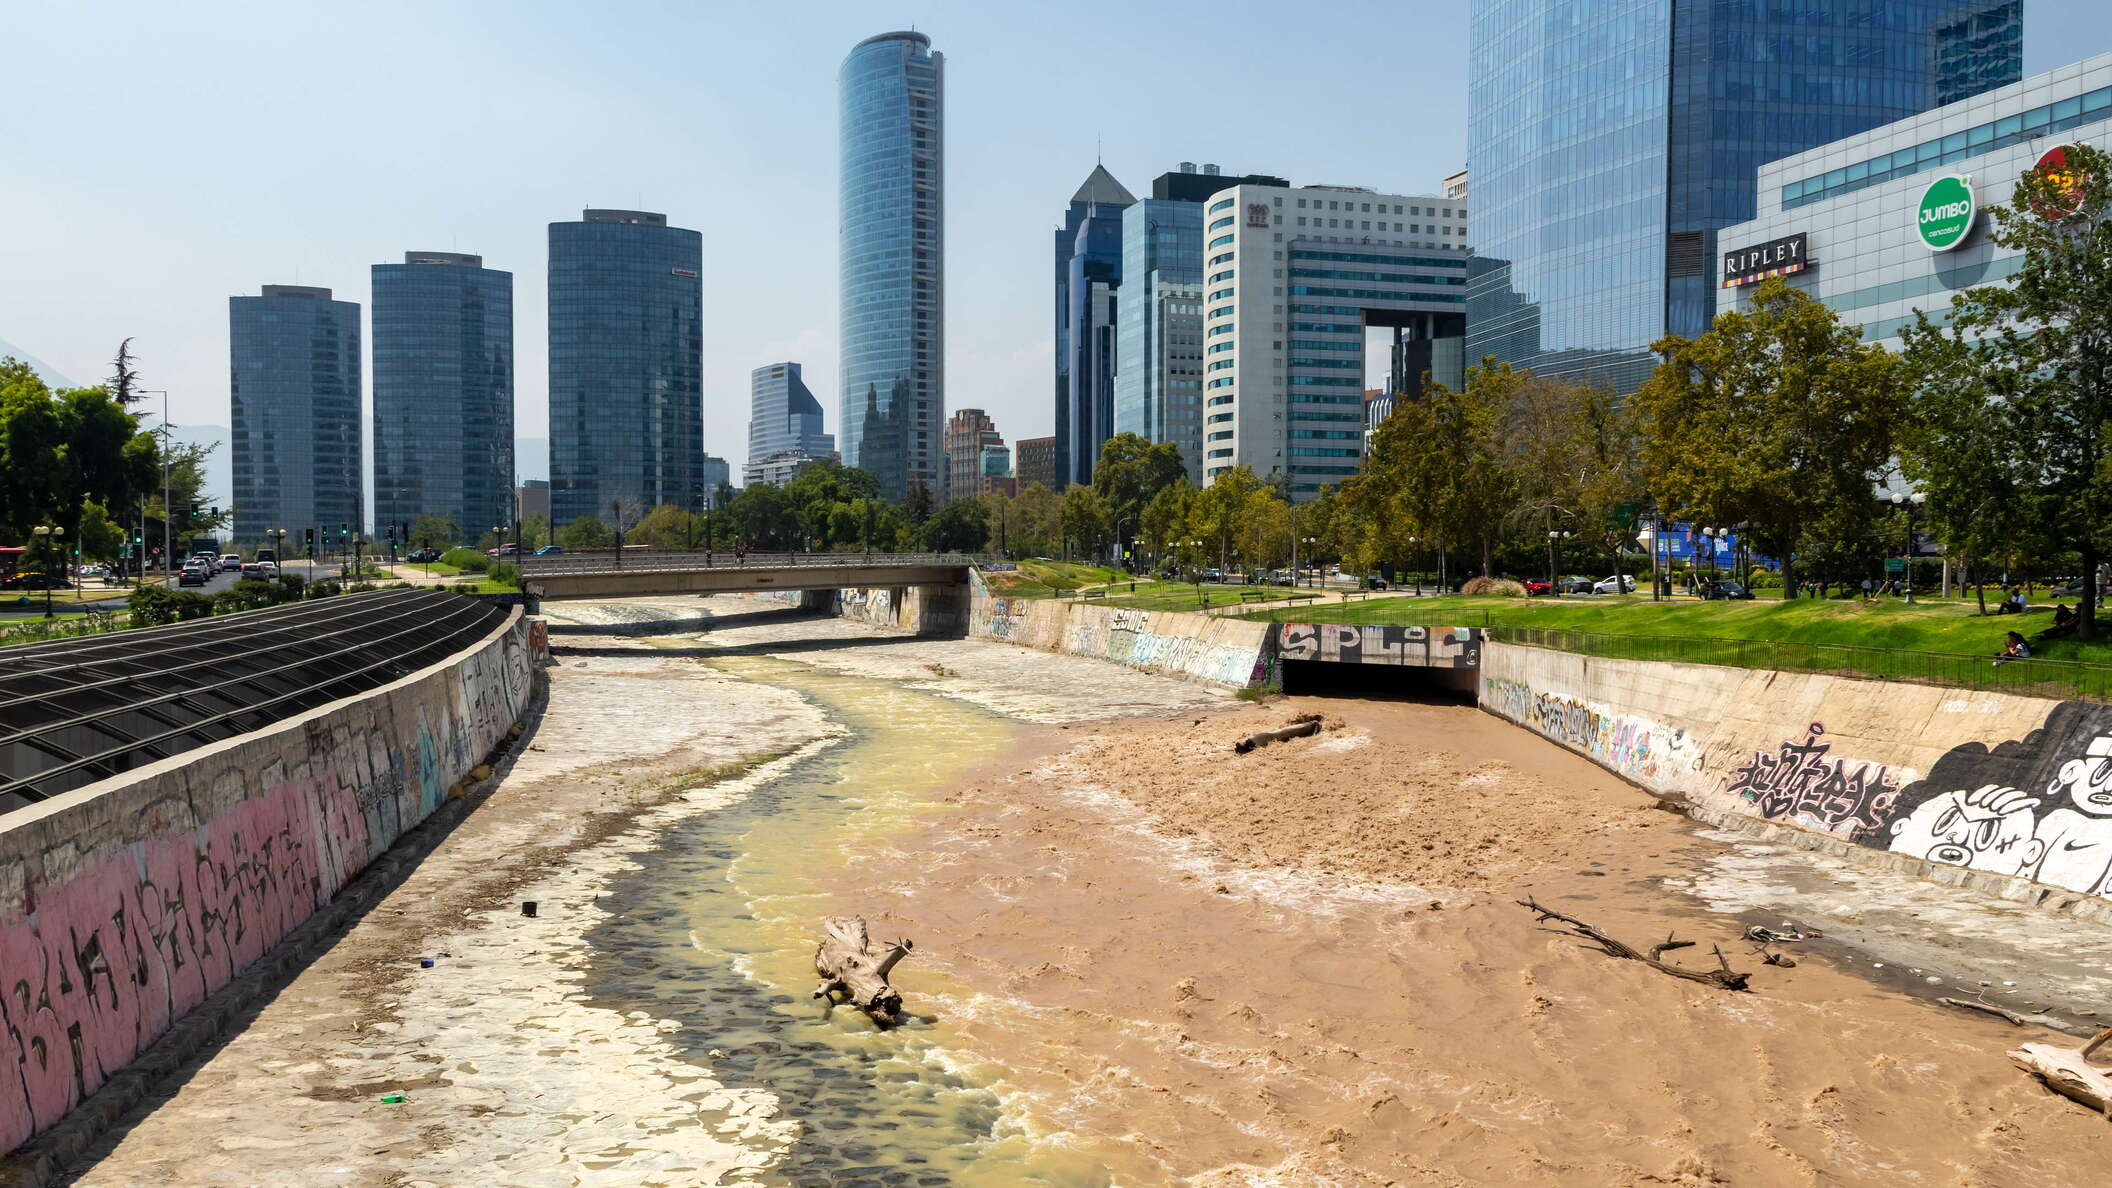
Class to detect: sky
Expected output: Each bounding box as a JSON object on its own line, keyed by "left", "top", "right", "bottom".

{"left": 4, "top": 0, "right": 2107, "bottom": 492}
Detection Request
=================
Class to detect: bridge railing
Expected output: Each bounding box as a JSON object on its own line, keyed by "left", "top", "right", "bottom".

{"left": 517, "top": 550, "right": 976, "bottom": 578}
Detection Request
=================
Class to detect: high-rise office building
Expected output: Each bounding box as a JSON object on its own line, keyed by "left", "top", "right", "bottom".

{"left": 1465, "top": 0, "right": 2025, "bottom": 393}
{"left": 229, "top": 285, "right": 361, "bottom": 545}
{"left": 1201, "top": 182, "right": 1468, "bottom": 498}
{"left": 1053, "top": 165, "right": 1134, "bottom": 487}
{"left": 1015, "top": 435, "right": 1057, "bottom": 491}
{"left": 371, "top": 251, "right": 514, "bottom": 538}
{"left": 547, "top": 208, "right": 703, "bottom": 528}
{"left": 942, "top": 408, "right": 1003, "bottom": 502}
{"left": 1115, "top": 164, "right": 1288, "bottom": 482}
{"left": 840, "top": 31, "right": 944, "bottom": 502}
{"left": 747, "top": 362, "right": 835, "bottom": 461}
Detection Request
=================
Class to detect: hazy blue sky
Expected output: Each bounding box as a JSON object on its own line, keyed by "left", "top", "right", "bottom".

{"left": 4, "top": 1, "right": 2107, "bottom": 481}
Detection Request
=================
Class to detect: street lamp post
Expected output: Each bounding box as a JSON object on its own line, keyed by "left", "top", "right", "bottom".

{"left": 1299, "top": 536, "right": 1317, "bottom": 587}
{"left": 31, "top": 525, "right": 63, "bottom": 619}
{"left": 1546, "top": 529, "right": 1571, "bottom": 591}
{"left": 137, "top": 389, "right": 173, "bottom": 585}
{"left": 1890, "top": 491, "right": 1927, "bottom": 602}
{"left": 1408, "top": 535, "right": 1420, "bottom": 596}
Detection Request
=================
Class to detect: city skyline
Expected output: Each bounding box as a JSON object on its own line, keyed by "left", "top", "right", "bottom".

{"left": 2, "top": 2, "right": 2106, "bottom": 484}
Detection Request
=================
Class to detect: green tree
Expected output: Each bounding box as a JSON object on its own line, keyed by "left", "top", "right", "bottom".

{"left": 409, "top": 512, "right": 462, "bottom": 550}
{"left": 903, "top": 475, "right": 935, "bottom": 524}
{"left": 1092, "top": 434, "right": 1187, "bottom": 553}
{"left": 1059, "top": 484, "right": 1109, "bottom": 562}
{"left": 0, "top": 359, "right": 160, "bottom": 547}
{"left": 557, "top": 515, "right": 613, "bottom": 551}
{"left": 517, "top": 513, "right": 551, "bottom": 551}
{"left": 1634, "top": 279, "right": 1900, "bottom": 597}
{"left": 921, "top": 497, "right": 989, "bottom": 552}
{"left": 1140, "top": 479, "right": 1196, "bottom": 572}
{"left": 1189, "top": 465, "right": 1265, "bottom": 571}
{"left": 632, "top": 503, "right": 695, "bottom": 551}
{"left": 1901, "top": 142, "right": 2112, "bottom": 635}
{"left": 77, "top": 498, "right": 123, "bottom": 565}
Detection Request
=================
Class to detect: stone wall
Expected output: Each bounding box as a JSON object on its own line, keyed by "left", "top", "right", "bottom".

{"left": 0, "top": 610, "right": 536, "bottom": 1153}
{"left": 812, "top": 584, "right": 968, "bottom": 635}
{"left": 1480, "top": 642, "right": 2112, "bottom": 918}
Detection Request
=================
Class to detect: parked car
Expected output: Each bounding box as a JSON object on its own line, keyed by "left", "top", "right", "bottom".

{"left": 1201, "top": 568, "right": 1224, "bottom": 583}
{"left": 1700, "top": 579, "right": 1756, "bottom": 601}
{"left": 1558, "top": 575, "right": 1598, "bottom": 594}
{"left": 406, "top": 546, "right": 443, "bottom": 563}
{"left": 533, "top": 544, "right": 564, "bottom": 556}
{"left": 1364, "top": 574, "right": 1390, "bottom": 590}
{"left": 1594, "top": 574, "right": 1637, "bottom": 594}
{"left": 1523, "top": 579, "right": 1554, "bottom": 596}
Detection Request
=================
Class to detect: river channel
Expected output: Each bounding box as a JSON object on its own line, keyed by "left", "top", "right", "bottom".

{"left": 584, "top": 649, "right": 1122, "bottom": 1186}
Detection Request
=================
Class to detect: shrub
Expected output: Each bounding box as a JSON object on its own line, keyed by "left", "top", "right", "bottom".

{"left": 212, "top": 578, "right": 282, "bottom": 614}
{"left": 347, "top": 582, "right": 377, "bottom": 593}
{"left": 128, "top": 585, "right": 214, "bottom": 626}
{"left": 487, "top": 561, "right": 521, "bottom": 587}
{"left": 1462, "top": 576, "right": 1527, "bottom": 597}
{"left": 1748, "top": 568, "right": 1784, "bottom": 589}
{"left": 439, "top": 547, "right": 489, "bottom": 573}
{"left": 307, "top": 579, "right": 343, "bottom": 599}
{"left": 276, "top": 573, "right": 307, "bottom": 601}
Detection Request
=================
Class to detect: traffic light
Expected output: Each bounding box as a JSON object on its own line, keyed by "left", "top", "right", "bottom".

{"left": 304, "top": 527, "right": 314, "bottom": 549}
{"left": 339, "top": 522, "right": 348, "bottom": 540}
{"left": 385, "top": 523, "right": 396, "bottom": 542}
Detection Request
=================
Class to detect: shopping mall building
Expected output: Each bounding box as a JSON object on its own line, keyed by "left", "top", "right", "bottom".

{"left": 1716, "top": 52, "right": 2112, "bottom": 345}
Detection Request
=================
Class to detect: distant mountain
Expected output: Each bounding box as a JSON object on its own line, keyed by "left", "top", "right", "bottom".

{"left": 0, "top": 337, "right": 77, "bottom": 389}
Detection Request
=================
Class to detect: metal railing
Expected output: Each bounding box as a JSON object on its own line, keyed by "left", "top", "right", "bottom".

{"left": 517, "top": 550, "right": 975, "bottom": 578}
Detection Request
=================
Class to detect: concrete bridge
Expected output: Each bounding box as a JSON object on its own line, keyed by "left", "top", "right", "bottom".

{"left": 517, "top": 550, "right": 976, "bottom": 601}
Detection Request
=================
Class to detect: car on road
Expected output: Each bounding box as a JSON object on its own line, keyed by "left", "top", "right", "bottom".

{"left": 1699, "top": 579, "right": 1756, "bottom": 601}
{"left": 1364, "top": 574, "right": 1390, "bottom": 590}
{"left": 178, "top": 563, "right": 208, "bottom": 587}
{"left": 406, "top": 547, "right": 443, "bottom": 563}
{"left": 79, "top": 565, "right": 105, "bottom": 580}
{"left": 240, "top": 561, "right": 270, "bottom": 579}
{"left": 533, "top": 544, "right": 564, "bottom": 556}
{"left": 1557, "top": 575, "right": 1598, "bottom": 594}
{"left": 1201, "top": 568, "right": 1225, "bottom": 583}
{"left": 220, "top": 553, "right": 242, "bottom": 570}
{"left": 1523, "top": 579, "right": 1554, "bottom": 596}
{"left": 485, "top": 543, "right": 521, "bottom": 557}
{"left": 1594, "top": 574, "right": 1637, "bottom": 594}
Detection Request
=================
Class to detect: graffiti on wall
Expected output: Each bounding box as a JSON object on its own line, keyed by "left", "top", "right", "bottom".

{"left": 1484, "top": 677, "right": 1701, "bottom": 788}
{"left": 985, "top": 597, "right": 1027, "bottom": 639}
{"left": 1276, "top": 623, "right": 1481, "bottom": 668}
{"left": 0, "top": 619, "right": 534, "bottom": 1153}
{"left": 1859, "top": 702, "right": 2112, "bottom": 895}
{"left": 1724, "top": 723, "right": 1908, "bottom": 837}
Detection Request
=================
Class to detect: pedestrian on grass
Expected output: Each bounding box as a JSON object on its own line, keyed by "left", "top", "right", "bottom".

{"left": 1993, "top": 631, "right": 2031, "bottom": 667}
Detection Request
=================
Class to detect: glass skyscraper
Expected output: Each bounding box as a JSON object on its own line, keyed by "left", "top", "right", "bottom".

{"left": 745, "top": 361, "right": 836, "bottom": 487}
{"left": 547, "top": 209, "right": 703, "bottom": 529}
{"left": 1466, "top": 0, "right": 2024, "bottom": 393}
{"left": 840, "top": 31, "right": 943, "bottom": 502}
{"left": 1053, "top": 165, "right": 1134, "bottom": 486}
{"left": 228, "top": 285, "right": 360, "bottom": 546}
{"left": 371, "top": 251, "right": 514, "bottom": 538}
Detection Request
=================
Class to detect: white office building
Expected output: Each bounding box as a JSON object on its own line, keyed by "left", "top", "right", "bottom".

{"left": 1201, "top": 182, "right": 1468, "bottom": 498}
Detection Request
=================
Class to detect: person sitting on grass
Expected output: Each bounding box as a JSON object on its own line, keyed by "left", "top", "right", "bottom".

{"left": 2056, "top": 603, "right": 2078, "bottom": 629}
{"left": 1993, "top": 630, "right": 2032, "bottom": 667}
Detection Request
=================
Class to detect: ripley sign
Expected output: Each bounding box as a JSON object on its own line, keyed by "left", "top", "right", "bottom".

{"left": 1722, "top": 232, "right": 1808, "bottom": 288}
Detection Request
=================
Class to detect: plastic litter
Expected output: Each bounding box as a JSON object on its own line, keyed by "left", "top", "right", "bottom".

{"left": 381, "top": 1093, "right": 407, "bottom": 1104}
{"left": 521, "top": 901, "right": 538, "bottom": 918}
{"left": 420, "top": 958, "right": 435, "bottom": 969}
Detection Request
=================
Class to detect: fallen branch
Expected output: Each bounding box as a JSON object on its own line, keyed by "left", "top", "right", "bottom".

{"left": 2011, "top": 1028, "right": 2112, "bottom": 1117}
{"left": 813, "top": 916, "right": 914, "bottom": 1027}
{"left": 1516, "top": 898, "right": 1751, "bottom": 991}
{"left": 1939, "top": 996, "right": 2028, "bottom": 1026}
{"left": 1234, "top": 715, "right": 1322, "bottom": 754}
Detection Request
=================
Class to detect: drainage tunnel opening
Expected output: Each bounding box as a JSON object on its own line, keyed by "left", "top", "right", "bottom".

{"left": 1279, "top": 659, "right": 1477, "bottom": 704}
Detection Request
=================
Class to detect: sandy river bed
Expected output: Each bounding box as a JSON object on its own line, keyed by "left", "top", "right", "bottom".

{"left": 60, "top": 597, "right": 2112, "bottom": 1186}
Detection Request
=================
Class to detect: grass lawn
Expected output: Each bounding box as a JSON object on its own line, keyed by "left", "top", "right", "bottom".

{"left": 1240, "top": 592, "right": 2112, "bottom": 666}
{"left": 981, "top": 560, "right": 1127, "bottom": 599}
{"left": 445, "top": 579, "right": 523, "bottom": 595}
{"left": 1097, "top": 580, "right": 1309, "bottom": 612}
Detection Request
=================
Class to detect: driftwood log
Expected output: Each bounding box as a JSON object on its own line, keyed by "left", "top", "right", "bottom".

{"left": 1234, "top": 715, "right": 1322, "bottom": 754}
{"left": 813, "top": 915, "right": 913, "bottom": 1027}
{"left": 1517, "top": 898, "right": 1751, "bottom": 991}
{"left": 2011, "top": 1027, "right": 2112, "bottom": 1117}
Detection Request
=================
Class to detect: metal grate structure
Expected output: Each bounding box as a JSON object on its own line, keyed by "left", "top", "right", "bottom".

{"left": 0, "top": 588, "right": 512, "bottom": 811}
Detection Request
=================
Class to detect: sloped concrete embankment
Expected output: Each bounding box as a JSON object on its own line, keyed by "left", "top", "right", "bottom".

{"left": 0, "top": 610, "right": 537, "bottom": 1159}
{"left": 1480, "top": 641, "right": 2112, "bottom": 921}
{"left": 970, "top": 591, "right": 1270, "bottom": 689}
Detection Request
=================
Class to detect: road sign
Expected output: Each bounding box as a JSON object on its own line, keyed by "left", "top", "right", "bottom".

{"left": 1885, "top": 557, "right": 1906, "bottom": 573}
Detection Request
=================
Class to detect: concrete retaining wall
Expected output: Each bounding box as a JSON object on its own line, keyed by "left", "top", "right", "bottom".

{"left": 969, "top": 582, "right": 1270, "bottom": 689}
{"left": 1481, "top": 642, "right": 2112, "bottom": 919}
{"left": 0, "top": 610, "right": 536, "bottom": 1153}
{"left": 804, "top": 584, "right": 968, "bottom": 635}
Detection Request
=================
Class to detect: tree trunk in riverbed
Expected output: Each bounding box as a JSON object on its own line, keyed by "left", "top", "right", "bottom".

{"left": 814, "top": 916, "right": 913, "bottom": 1027}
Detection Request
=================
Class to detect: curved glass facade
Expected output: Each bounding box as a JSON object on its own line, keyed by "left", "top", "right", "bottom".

{"left": 839, "top": 31, "right": 943, "bottom": 501}
{"left": 1466, "top": 0, "right": 2022, "bottom": 393}
{"left": 371, "top": 253, "right": 513, "bottom": 537}
{"left": 547, "top": 210, "right": 702, "bottom": 529}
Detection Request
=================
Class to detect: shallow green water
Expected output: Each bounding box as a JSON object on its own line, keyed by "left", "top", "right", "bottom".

{"left": 583, "top": 655, "right": 1119, "bottom": 1187}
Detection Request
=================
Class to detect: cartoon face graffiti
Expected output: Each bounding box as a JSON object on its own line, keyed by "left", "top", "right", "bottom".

{"left": 1886, "top": 784, "right": 2046, "bottom": 875}
{"left": 2049, "top": 731, "right": 2112, "bottom": 814}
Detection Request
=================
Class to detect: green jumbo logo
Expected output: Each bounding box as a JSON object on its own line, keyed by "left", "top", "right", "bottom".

{"left": 1917, "top": 175, "right": 1976, "bottom": 251}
